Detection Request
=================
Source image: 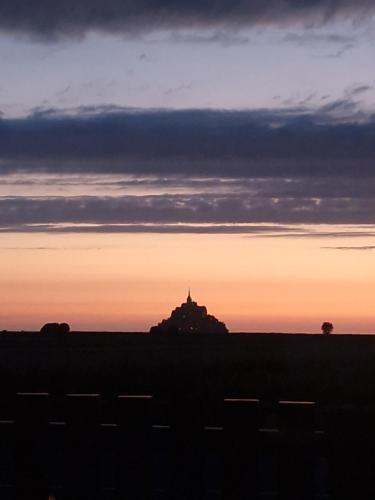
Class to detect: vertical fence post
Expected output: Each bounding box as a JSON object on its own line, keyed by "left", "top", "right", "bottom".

{"left": 116, "top": 395, "right": 152, "bottom": 500}
{"left": 169, "top": 396, "right": 206, "bottom": 500}
{"left": 64, "top": 394, "right": 101, "bottom": 500}
{"left": 0, "top": 420, "right": 14, "bottom": 499}
{"left": 324, "top": 406, "right": 375, "bottom": 500}
{"left": 223, "top": 398, "right": 260, "bottom": 500}
{"left": 277, "top": 400, "right": 316, "bottom": 500}
{"left": 15, "top": 392, "right": 50, "bottom": 500}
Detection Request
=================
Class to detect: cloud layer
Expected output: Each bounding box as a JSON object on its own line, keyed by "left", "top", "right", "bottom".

{"left": 1, "top": 106, "right": 375, "bottom": 177}
{"left": 2, "top": 104, "right": 375, "bottom": 232}
{"left": 0, "top": 0, "right": 374, "bottom": 39}
{"left": 1, "top": 188, "right": 375, "bottom": 231}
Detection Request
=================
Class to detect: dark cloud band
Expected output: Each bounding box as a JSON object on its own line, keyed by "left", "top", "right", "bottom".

{"left": 1, "top": 192, "right": 375, "bottom": 228}
{"left": 0, "top": 0, "right": 374, "bottom": 39}
{"left": 1, "top": 106, "right": 375, "bottom": 177}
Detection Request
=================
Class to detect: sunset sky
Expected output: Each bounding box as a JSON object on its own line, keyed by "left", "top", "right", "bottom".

{"left": 1, "top": 1, "right": 375, "bottom": 332}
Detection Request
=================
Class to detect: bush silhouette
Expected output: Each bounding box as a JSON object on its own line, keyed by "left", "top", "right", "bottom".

{"left": 40, "top": 322, "right": 71, "bottom": 335}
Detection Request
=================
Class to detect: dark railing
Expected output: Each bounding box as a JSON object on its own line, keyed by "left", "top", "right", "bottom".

{"left": 0, "top": 393, "right": 374, "bottom": 499}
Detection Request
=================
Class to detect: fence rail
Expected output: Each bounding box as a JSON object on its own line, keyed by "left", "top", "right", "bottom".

{"left": 0, "top": 393, "right": 373, "bottom": 499}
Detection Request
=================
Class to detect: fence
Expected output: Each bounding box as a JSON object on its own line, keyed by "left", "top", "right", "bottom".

{"left": 0, "top": 393, "right": 374, "bottom": 499}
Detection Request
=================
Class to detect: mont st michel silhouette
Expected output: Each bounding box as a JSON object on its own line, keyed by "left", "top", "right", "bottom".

{"left": 150, "top": 291, "right": 228, "bottom": 334}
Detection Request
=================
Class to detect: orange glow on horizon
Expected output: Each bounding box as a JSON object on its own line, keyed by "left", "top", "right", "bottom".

{"left": 1, "top": 230, "right": 375, "bottom": 333}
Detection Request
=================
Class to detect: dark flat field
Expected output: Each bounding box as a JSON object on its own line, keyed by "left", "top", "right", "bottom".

{"left": 0, "top": 332, "right": 375, "bottom": 405}
{"left": 3, "top": 333, "right": 373, "bottom": 500}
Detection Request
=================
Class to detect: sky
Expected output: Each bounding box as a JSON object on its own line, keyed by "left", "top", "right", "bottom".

{"left": 1, "top": 0, "right": 375, "bottom": 332}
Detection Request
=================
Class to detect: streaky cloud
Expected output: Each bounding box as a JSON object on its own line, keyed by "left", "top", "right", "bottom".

{"left": 0, "top": 222, "right": 301, "bottom": 235}
{"left": 0, "top": 0, "right": 374, "bottom": 39}
{"left": 2, "top": 221, "right": 375, "bottom": 238}
{"left": 322, "top": 245, "right": 375, "bottom": 250}
{"left": 283, "top": 32, "right": 356, "bottom": 45}
{"left": 2, "top": 192, "right": 375, "bottom": 227}
{"left": 170, "top": 31, "right": 251, "bottom": 46}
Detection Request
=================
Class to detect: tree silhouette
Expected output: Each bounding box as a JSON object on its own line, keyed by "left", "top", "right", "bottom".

{"left": 321, "top": 322, "right": 333, "bottom": 335}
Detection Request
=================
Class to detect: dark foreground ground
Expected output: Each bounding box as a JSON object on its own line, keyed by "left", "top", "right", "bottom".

{"left": 0, "top": 332, "right": 375, "bottom": 499}
{"left": 1, "top": 331, "right": 375, "bottom": 404}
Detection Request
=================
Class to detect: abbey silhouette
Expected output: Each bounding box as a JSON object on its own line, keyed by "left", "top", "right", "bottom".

{"left": 150, "top": 291, "right": 229, "bottom": 334}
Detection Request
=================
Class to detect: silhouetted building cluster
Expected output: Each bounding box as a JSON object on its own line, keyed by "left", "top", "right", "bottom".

{"left": 150, "top": 292, "right": 228, "bottom": 334}
{"left": 40, "top": 322, "right": 70, "bottom": 335}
